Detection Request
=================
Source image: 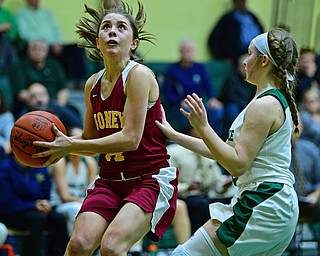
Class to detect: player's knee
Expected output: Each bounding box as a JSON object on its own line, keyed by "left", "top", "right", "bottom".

{"left": 100, "top": 235, "right": 126, "bottom": 256}
{"left": 67, "top": 235, "right": 93, "bottom": 255}
{"left": 100, "top": 243, "right": 123, "bottom": 256}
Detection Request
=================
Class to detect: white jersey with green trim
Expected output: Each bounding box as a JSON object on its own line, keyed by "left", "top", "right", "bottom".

{"left": 226, "top": 89, "right": 295, "bottom": 188}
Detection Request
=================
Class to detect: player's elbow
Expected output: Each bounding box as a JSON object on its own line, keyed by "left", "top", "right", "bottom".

{"left": 125, "top": 134, "right": 141, "bottom": 151}
{"left": 126, "top": 141, "right": 139, "bottom": 151}
{"left": 226, "top": 163, "right": 249, "bottom": 177}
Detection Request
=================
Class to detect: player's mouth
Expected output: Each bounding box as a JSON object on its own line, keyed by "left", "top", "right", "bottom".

{"left": 107, "top": 40, "right": 118, "bottom": 46}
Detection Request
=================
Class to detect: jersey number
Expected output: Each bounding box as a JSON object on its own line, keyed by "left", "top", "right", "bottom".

{"left": 105, "top": 152, "right": 125, "bottom": 162}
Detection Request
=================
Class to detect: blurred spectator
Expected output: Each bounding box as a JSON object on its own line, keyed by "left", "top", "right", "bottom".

{"left": 0, "top": 154, "right": 69, "bottom": 256}
{"left": 167, "top": 127, "right": 236, "bottom": 234}
{"left": 9, "top": 39, "right": 69, "bottom": 116}
{"left": 220, "top": 53, "right": 256, "bottom": 140}
{"left": 18, "top": 82, "right": 82, "bottom": 130}
{"left": 16, "top": 0, "right": 63, "bottom": 57}
{"left": 296, "top": 47, "right": 319, "bottom": 104}
{"left": 299, "top": 87, "right": 320, "bottom": 147}
{"left": 316, "top": 53, "right": 320, "bottom": 84}
{"left": 0, "top": 90, "right": 14, "bottom": 161}
{"left": 50, "top": 127, "right": 98, "bottom": 237}
{"left": 290, "top": 131, "right": 320, "bottom": 240}
{"left": 0, "top": 0, "right": 19, "bottom": 75}
{"left": 291, "top": 136, "right": 320, "bottom": 218}
{"left": 15, "top": 0, "right": 88, "bottom": 89}
{"left": 162, "top": 39, "right": 224, "bottom": 135}
{"left": 207, "top": 0, "right": 263, "bottom": 65}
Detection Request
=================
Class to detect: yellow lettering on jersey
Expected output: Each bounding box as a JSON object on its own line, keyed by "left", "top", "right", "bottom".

{"left": 105, "top": 152, "right": 125, "bottom": 162}
{"left": 94, "top": 111, "right": 124, "bottom": 130}
{"left": 95, "top": 112, "right": 105, "bottom": 130}
{"left": 111, "top": 111, "right": 119, "bottom": 128}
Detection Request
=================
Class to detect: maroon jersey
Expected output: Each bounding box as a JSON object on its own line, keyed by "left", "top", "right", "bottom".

{"left": 90, "top": 61, "right": 170, "bottom": 177}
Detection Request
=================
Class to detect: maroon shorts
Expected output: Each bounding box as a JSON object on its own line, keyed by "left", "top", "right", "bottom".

{"left": 79, "top": 166, "right": 179, "bottom": 241}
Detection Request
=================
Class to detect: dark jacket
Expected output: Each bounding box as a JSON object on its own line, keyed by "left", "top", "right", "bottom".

{"left": 0, "top": 154, "right": 51, "bottom": 216}
{"left": 208, "top": 10, "right": 263, "bottom": 63}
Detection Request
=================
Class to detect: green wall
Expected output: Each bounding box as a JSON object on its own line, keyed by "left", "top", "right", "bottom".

{"left": 3, "top": 0, "right": 319, "bottom": 62}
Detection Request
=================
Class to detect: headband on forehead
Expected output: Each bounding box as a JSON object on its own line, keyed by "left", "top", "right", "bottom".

{"left": 252, "top": 32, "right": 278, "bottom": 67}
{"left": 252, "top": 32, "right": 294, "bottom": 81}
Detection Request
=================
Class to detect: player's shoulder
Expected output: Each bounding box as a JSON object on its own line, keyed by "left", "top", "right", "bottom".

{"left": 245, "top": 94, "right": 284, "bottom": 130}
{"left": 83, "top": 70, "right": 104, "bottom": 91}
{"left": 255, "top": 93, "right": 282, "bottom": 105}
{"left": 248, "top": 95, "right": 281, "bottom": 117}
{"left": 130, "top": 62, "right": 154, "bottom": 77}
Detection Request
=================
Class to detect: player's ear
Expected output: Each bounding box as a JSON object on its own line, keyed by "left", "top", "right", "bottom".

{"left": 96, "top": 38, "right": 100, "bottom": 50}
{"left": 131, "top": 39, "right": 139, "bottom": 51}
{"left": 261, "top": 54, "right": 270, "bottom": 67}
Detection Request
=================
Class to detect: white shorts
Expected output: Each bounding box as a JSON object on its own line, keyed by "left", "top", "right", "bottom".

{"left": 210, "top": 182, "right": 299, "bottom": 256}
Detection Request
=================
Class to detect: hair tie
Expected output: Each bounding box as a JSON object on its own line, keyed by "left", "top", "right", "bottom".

{"left": 286, "top": 70, "right": 294, "bottom": 81}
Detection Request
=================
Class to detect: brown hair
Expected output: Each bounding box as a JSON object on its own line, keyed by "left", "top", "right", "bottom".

{"left": 76, "top": 0, "right": 155, "bottom": 62}
{"left": 299, "top": 47, "right": 316, "bottom": 56}
{"left": 267, "top": 27, "right": 300, "bottom": 135}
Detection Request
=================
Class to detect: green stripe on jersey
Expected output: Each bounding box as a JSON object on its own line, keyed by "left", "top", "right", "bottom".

{"left": 257, "top": 89, "right": 288, "bottom": 109}
{"left": 217, "top": 182, "right": 284, "bottom": 247}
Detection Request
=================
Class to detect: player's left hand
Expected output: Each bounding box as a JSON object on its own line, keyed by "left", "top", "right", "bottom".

{"left": 32, "top": 123, "right": 71, "bottom": 165}
{"left": 180, "top": 93, "right": 209, "bottom": 132}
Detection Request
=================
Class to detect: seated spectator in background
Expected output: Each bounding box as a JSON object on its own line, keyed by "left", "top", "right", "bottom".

{"left": 0, "top": 0, "right": 19, "bottom": 75}
{"left": 9, "top": 39, "right": 69, "bottom": 116}
{"left": 220, "top": 53, "right": 256, "bottom": 140}
{"left": 296, "top": 47, "right": 319, "bottom": 104}
{"left": 16, "top": 0, "right": 88, "bottom": 89}
{"left": 299, "top": 87, "right": 320, "bottom": 147}
{"left": 315, "top": 53, "right": 320, "bottom": 84}
{"left": 0, "top": 90, "right": 14, "bottom": 161}
{"left": 162, "top": 39, "right": 224, "bottom": 135}
{"left": 207, "top": 0, "right": 263, "bottom": 65}
{"left": 50, "top": 127, "right": 98, "bottom": 237}
{"left": 18, "top": 82, "right": 82, "bottom": 130}
{"left": 0, "top": 154, "right": 69, "bottom": 256}
{"left": 291, "top": 136, "right": 320, "bottom": 218}
{"left": 167, "top": 127, "right": 236, "bottom": 234}
{"left": 291, "top": 130, "right": 320, "bottom": 240}
{"left": 0, "top": 222, "right": 8, "bottom": 246}
{"left": 16, "top": 0, "right": 63, "bottom": 57}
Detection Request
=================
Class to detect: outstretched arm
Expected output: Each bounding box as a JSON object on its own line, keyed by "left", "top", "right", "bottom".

{"left": 155, "top": 105, "right": 214, "bottom": 159}
{"left": 183, "top": 93, "right": 282, "bottom": 177}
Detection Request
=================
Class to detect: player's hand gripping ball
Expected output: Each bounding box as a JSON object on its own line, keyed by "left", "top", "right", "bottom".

{"left": 10, "top": 111, "right": 66, "bottom": 167}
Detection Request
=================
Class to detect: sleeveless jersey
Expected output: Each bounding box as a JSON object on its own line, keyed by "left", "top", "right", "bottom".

{"left": 50, "top": 159, "right": 89, "bottom": 206}
{"left": 226, "top": 89, "right": 295, "bottom": 187}
{"left": 90, "top": 60, "right": 169, "bottom": 176}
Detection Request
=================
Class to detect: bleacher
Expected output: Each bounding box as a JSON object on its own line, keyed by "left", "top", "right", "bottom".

{"left": 145, "top": 59, "right": 233, "bottom": 99}
{"left": 64, "top": 59, "right": 234, "bottom": 123}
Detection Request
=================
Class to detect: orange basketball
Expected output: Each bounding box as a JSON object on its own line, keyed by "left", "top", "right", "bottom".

{"left": 10, "top": 111, "right": 67, "bottom": 168}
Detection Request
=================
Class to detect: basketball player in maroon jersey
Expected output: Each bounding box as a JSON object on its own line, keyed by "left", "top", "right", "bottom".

{"left": 33, "top": 1, "right": 178, "bottom": 255}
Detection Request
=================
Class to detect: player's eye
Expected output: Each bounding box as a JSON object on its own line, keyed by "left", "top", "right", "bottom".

{"left": 102, "top": 24, "right": 111, "bottom": 30}
{"left": 119, "top": 24, "right": 126, "bottom": 30}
